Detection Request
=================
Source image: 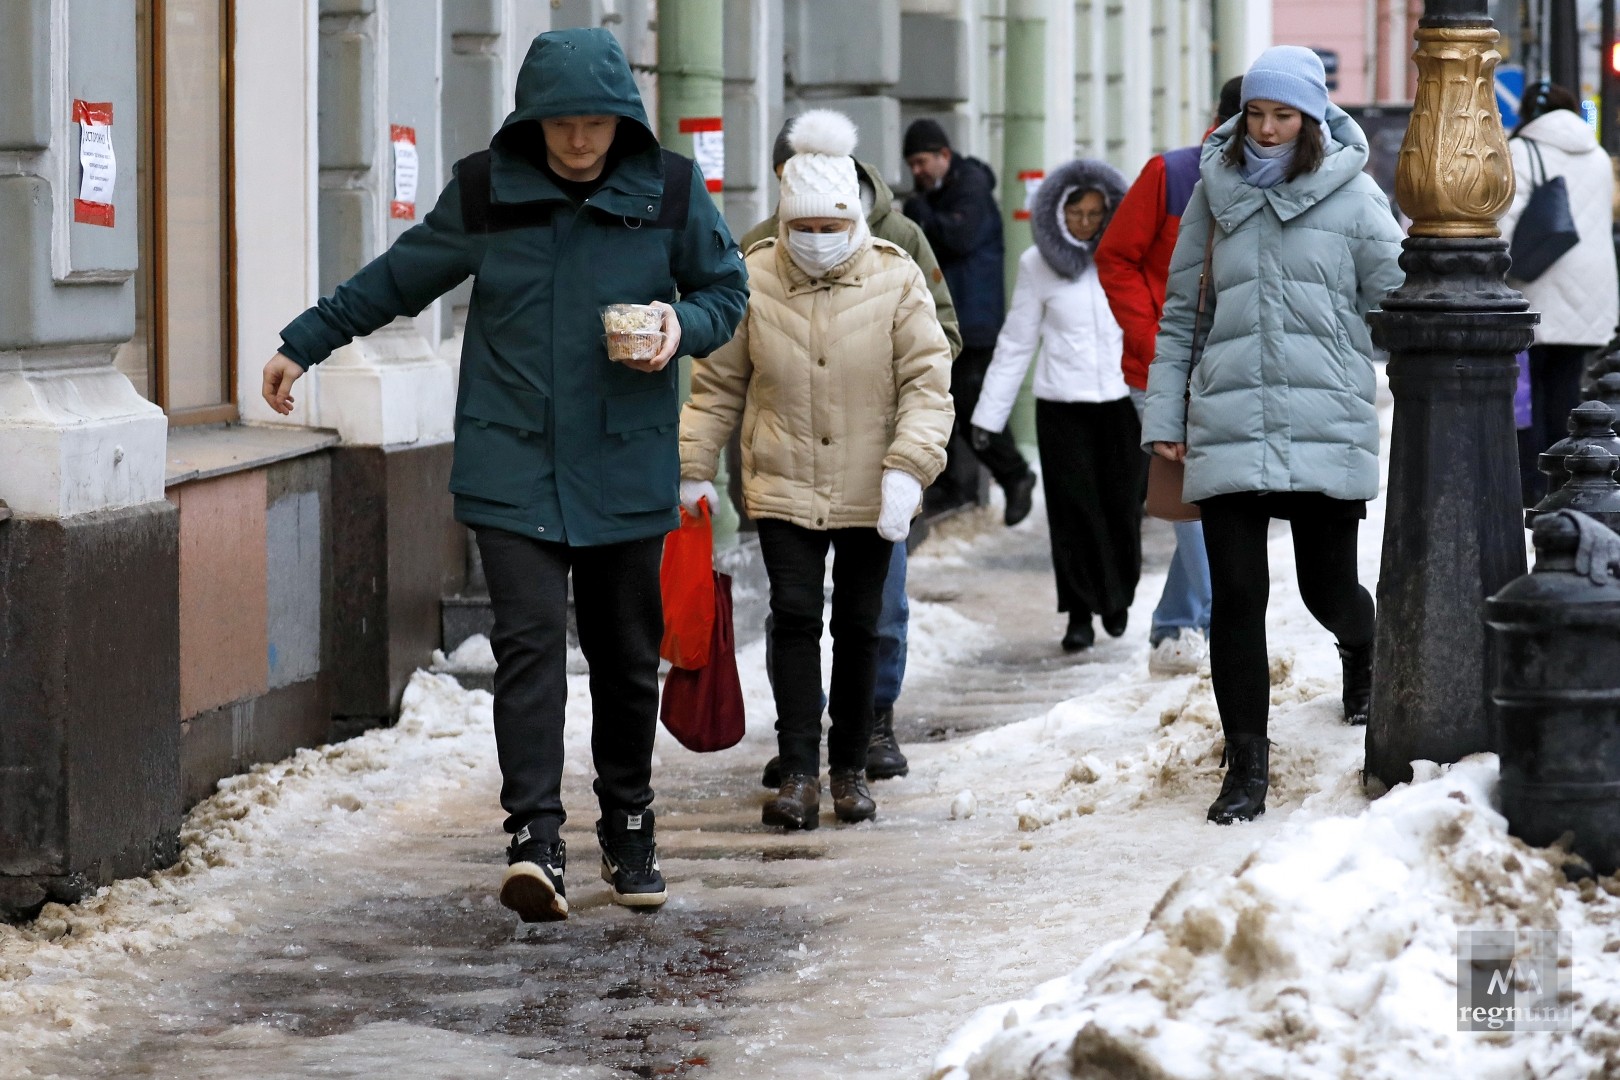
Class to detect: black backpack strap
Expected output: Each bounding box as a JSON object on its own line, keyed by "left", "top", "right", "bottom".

{"left": 652, "top": 149, "right": 694, "bottom": 230}
{"left": 457, "top": 150, "right": 493, "bottom": 233}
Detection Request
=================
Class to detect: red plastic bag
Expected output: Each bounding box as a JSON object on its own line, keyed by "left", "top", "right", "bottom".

{"left": 660, "top": 502, "right": 716, "bottom": 669}
{"left": 659, "top": 572, "right": 746, "bottom": 752}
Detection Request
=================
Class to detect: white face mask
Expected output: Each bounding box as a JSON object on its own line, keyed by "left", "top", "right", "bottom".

{"left": 785, "top": 228, "right": 852, "bottom": 276}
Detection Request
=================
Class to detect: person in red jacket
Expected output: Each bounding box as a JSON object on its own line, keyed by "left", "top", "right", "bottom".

{"left": 1095, "top": 77, "right": 1242, "bottom": 677}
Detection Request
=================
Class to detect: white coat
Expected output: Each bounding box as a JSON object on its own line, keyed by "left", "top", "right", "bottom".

{"left": 1500, "top": 109, "right": 1619, "bottom": 347}
{"left": 972, "top": 246, "right": 1127, "bottom": 434}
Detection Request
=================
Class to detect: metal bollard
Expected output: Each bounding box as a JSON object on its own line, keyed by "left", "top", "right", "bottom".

{"left": 1486, "top": 509, "right": 1620, "bottom": 872}
{"left": 1529, "top": 445, "right": 1620, "bottom": 535}
{"left": 1534, "top": 400, "right": 1619, "bottom": 508}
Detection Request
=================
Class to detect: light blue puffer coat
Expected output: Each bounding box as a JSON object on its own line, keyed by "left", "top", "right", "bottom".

{"left": 1141, "top": 106, "right": 1405, "bottom": 503}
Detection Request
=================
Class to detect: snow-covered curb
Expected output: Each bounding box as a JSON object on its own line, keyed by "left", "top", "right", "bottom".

{"left": 932, "top": 755, "right": 1620, "bottom": 1080}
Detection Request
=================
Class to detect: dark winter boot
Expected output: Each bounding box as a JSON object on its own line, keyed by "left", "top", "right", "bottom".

{"left": 1101, "top": 610, "right": 1129, "bottom": 638}
{"left": 1337, "top": 641, "right": 1373, "bottom": 727}
{"left": 866, "top": 708, "right": 910, "bottom": 780}
{"left": 1061, "top": 614, "right": 1095, "bottom": 653}
{"left": 500, "top": 826, "right": 568, "bottom": 923}
{"left": 761, "top": 755, "right": 782, "bottom": 789}
{"left": 596, "top": 808, "right": 667, "bottom": 908}
{"left": 763, "top": 775, "right": 821, "bottom": 831}
{"left": 1206, "top": 735, "right": 1270, "bottom": 825}
{"left": 830, "top": 768, "right": 877, "bottom": 823}
{"left": 1004, "top": 472, "right": 1037, "bottom": 527}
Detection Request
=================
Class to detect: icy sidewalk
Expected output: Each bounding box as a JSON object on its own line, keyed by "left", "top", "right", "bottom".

{"left": 2, "top": 412, "right": 1395, "bottom": 1078}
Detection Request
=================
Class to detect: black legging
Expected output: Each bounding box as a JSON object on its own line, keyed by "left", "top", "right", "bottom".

{"left": 1200, "top": 496, "right": 1375, "bottom": 739}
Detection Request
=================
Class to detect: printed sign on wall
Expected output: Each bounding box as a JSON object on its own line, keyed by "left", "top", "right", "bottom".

{"left": 679, "top": 117, "right": 724, "bottom": 193}
{"left": 391, "top": 125, "right": 418, "bottom": 220}
{"left": 1013, "top": 170, "right": 1044, "bottom": 222}
{"left": 74, "top": 100, "right": 116, "bottom": 227}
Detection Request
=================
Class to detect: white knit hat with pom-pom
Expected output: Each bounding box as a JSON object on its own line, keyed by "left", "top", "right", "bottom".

{"left": 778, "top": 109, "right": 861, "bottom": 223}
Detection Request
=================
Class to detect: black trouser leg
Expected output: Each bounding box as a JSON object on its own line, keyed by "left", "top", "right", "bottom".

{"left": 1035, "top": 398, "right": 1144, "bottom": 617}
{"left": 1289, "top": 517, "right": 1375, "bottom": 651}
{"left": 952, "top": 345, "right": 1031, "bottom": 491}
{"left": 1521, "top": 344, "right": 1590, "bottom": 505}
{"left": 758, "top": 520, "right": 833, "bottom": 777}
{"left": 1199, "top": 500, "right": 1273, "bottom": 741}
{"left": 825, "top": 527, "right": 893, "bottom": 772}
{"left": 476, "top": 527, "right": 573, "bottom": 843}
{"left": 571, "top": 535, "right": 664, "bottom": 819}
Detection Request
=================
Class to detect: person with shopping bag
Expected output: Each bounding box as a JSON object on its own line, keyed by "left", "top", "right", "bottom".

{"left": 679, "top": 109, "right": 954, "bottom": 830}
{"left": 1140, "top": 47, "right": 1403, "bottom": 825}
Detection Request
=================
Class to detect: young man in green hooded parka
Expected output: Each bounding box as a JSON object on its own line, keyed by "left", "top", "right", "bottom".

{"left": 262, "top": 29, "right": 748, "bottom": 923}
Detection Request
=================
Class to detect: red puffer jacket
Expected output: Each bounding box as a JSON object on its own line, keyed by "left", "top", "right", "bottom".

{"left": 1094, "top": 143, "right": 1202, "bottom": 390}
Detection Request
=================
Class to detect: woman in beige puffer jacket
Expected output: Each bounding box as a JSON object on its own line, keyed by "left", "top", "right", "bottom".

{"left": 679, "top": 109, "right": 953, "bottom": 832}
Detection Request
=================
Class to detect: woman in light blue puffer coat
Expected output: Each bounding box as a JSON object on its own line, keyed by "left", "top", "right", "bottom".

{"left": 1141, "top": 46, "right": 1404, "bottom": 826}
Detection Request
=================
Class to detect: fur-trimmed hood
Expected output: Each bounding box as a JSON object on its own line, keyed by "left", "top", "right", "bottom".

{"left": 1031, "top": 158, "right": 1128, "bottom": 279}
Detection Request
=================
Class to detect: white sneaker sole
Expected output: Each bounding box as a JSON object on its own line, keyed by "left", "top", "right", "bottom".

{"left": 600, "top": 864, "right": 668, "bottom": 907}
{"left": 500, "top": 862, "right": 568, "bottom": 922}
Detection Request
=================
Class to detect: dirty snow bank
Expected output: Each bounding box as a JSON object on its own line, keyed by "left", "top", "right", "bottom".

{"left": 0, "top": 672, "right": 492, "bottom": 1050}
{"left": 933, "top": 755, "right": 1620, "bottom": 1080}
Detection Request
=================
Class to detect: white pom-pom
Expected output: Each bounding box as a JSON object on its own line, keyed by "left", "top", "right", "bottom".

{"left": 788, "top": 109, "right": 858, "bottom": 158}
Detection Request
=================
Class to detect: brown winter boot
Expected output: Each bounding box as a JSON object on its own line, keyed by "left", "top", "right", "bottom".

{"left": 830, "top": 768, "right": 877, "bottom": 823}
{"left": 763, "top": 775, "right": 820, "bottom": 831}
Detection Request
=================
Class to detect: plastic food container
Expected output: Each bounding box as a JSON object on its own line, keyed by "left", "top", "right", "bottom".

{"left": 600, "top": 304, "right": 664, "bottom": 334}
{"left": 603, "top": 331, "right": 665, "bottom": 362}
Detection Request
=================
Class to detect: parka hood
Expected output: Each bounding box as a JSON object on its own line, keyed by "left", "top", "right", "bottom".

{"left": 1030, "top": 158, "right": 1127, "bottom": 279}
{"left": 856, "top": 160, "right": 896, "bottom": 223}
{"left": 1519, "top": 108, "right": 1602, "bottom": 156}
{"left": 489, "top": 28, "right": 661, "bottom": 208}
{"left": 1198, "top": 104, "right": 1372, "bottom": 230}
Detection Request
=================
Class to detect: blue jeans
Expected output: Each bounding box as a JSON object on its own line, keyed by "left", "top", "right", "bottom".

{"left": 1152, "top": 519, "right": 1212, "bottom": 645}
{"left": 873, "top": 541, "right": 908, "bottom": 711}
{"left": 1131, "top": 389, "right": 1213, "bottom": 645}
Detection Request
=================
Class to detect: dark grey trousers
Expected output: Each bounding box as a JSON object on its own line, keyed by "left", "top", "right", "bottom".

{"left": 474, "top": 527, "right": 664, "bottom": 845}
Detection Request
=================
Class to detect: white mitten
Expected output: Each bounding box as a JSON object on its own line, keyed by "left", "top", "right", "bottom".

{"left": 877, "top": 470, "right": 923, "bottom": 542}
{"left": 679, "top": 479, "right": 719, "bottom": 514}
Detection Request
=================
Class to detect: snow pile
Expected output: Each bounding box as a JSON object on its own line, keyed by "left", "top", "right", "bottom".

{"left": 429, "top": 632, "right": 497, "bottom": 673}
{"left": 0, "top": 672, "right": 494, "bottom": 1050}
{"left": 906, "top": 599, "right": 990, "bottom": 675}
{"left": 933, "top": 755, "right": 1620, "bottom": 1080}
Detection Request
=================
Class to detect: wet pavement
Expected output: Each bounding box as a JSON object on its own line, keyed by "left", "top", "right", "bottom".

{"left": 8, "top": 505, "right": 1190, "bottom": 1080}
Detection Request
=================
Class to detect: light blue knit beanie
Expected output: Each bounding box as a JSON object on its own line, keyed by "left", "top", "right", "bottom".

{"left": 1240, "top": 46, "right": 1329, "bottom": 122}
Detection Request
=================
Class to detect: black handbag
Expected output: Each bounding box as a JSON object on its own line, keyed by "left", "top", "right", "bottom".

{"left": 1508, "top": 138, "right": 1580, "bottom": 283}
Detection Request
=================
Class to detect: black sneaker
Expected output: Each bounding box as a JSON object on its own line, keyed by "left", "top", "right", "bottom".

{"left": 500, "top": 826, "right": 568, "bottom": 923}
{"left": 597, "top": 809, "right": 668, "bottom": 908}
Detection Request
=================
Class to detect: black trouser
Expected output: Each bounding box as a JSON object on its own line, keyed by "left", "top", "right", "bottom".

{"left": 1517, "top": 343, "right": 1593, "bottom": 506}
{"left": 1200, "top": 496, "right": 1375, "bottom": 740}
{"left": 1035, "top": 398, "right": 1144, "bottom": 619}
{"left": 756, "top": 519, "right": 893, "bottom": 777}
{"left": 475, "top": 527, "right": 663, "bottom": 845}
{"left": 933, "top": 345, "right": 1031, "bottom": 506}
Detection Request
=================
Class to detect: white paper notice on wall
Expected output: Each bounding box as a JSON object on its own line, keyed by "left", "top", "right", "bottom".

{"left": 680, "top": 117, "right": 724, "bottom": 193}
{"left": 74, "top": 100, "right": 116, "bottom": 227}
{"left": 391, "top": 125, "right": 418, "bottom": 220}
{"left": 1013, "top": 170, "right": 1044, "bottom": 222}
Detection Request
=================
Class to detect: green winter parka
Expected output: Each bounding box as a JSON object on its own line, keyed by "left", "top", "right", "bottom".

{"left": 278, "top": 28, "right": 749, "bottom": 545}
{"left": 1140, "top": 105, "right": 1405, "bottom": 503}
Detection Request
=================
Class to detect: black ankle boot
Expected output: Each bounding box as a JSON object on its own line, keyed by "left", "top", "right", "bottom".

{"left": 1061, "top": 614, "right": 1095, "bottom": 653}
{"left": 866, "top": 708, "right": 910, "bottom": 780}
{"left": 1207, "top": 735, "right": 1269, "bottom": 825}
{"left": 1338, "top": 642, "right": 1373, "bottom": 726}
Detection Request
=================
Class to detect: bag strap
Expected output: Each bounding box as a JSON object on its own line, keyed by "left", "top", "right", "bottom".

{"left": 1522, "top": 138, "right": 1547, "bottom": 188}
{"left": 1191, "top": 225, "right": 1216, "bottom": 366}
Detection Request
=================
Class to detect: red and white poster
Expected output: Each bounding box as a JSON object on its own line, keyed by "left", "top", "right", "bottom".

{"left": 679, "top": 117, "right": 724, "bottom": 193}
{"left": 391, "top": 125, "right": 418, "bottom": 220}
{"left": 73, "top": 100, "right": 116, "bottom": 227}
{"left": 1013, "top": 170, "right": 1044, "bottom": 222}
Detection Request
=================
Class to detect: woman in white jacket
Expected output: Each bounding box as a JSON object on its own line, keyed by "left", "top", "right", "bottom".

{"left": 971, "top": 158, "right": 1138, "bottom": 652}
{"left": 1500, "top": 82, "right": 1620, "bottom": 505}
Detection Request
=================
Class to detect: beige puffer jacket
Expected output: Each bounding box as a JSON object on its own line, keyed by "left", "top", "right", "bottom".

{"left": 680, "top": 229, "right": 954, "bottom": 530}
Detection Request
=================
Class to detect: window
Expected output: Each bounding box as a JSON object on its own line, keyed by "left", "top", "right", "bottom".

{"left": 128, "top": 0, "right": 236, "bottom": 424}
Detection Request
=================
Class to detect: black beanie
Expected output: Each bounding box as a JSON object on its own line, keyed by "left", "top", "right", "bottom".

{"left": 771, "top": 119, "right": 794, "bottom": 172}
{"left": 903, "top": 118, "right": 951, "bottom": 157}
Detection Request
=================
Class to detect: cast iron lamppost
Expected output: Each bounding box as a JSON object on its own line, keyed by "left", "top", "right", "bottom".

{"left": 1365, "top": 0, "right": 1539, "bottom": 788}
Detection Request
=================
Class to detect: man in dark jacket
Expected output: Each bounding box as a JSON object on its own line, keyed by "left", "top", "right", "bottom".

{"left": 901, "top": 119, "right": 1035, "bottom": 524}
{"left": 261, "top": 28, "right": 748, "bottom": 924}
